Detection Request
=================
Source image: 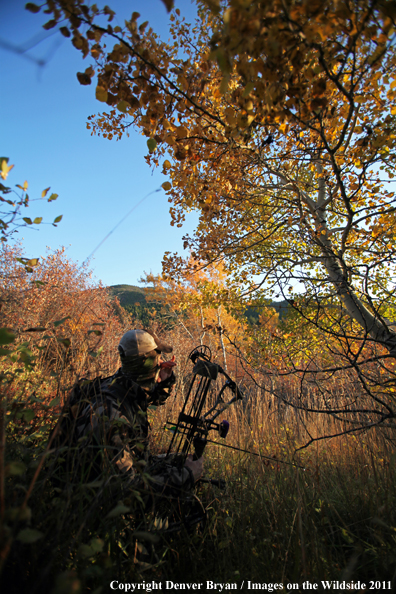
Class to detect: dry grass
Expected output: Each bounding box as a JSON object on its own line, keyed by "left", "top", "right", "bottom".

{"left": 1, "top": 319, "right": 396, "bottom": 592}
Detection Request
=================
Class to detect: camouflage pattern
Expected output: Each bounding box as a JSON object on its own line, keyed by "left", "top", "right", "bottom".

{"left": 51, "top": 368, "right": 193, "bottom": 493}
{"left": 120, "top": 351, "right": 161, "bottom": 384}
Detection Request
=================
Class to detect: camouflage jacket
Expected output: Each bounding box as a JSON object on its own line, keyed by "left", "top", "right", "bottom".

{"left": 54, "top": 368, "right": 193, "bottom": 494}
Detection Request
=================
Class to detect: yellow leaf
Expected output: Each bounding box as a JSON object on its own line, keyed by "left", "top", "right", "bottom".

{"left": 95, "top": 86, "right": 108, "bottom": 102}
{"left": 0, "top": 158, "right": 14, "bottom": 181}
{"left": 117, "top": 100, "right": 129, "bottom": 113}
{"left": 162, "top": 182, "right": 172, "bottom": 191}
{"left": 224, "top": 107, "right": 237, "bottom": 126}
{"left": 176, "top": 126, "right": 188, "bottom": 138}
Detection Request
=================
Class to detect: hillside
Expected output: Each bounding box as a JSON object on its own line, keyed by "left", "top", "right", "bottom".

{"left": 108, "top": 284, "right": 148, "bottom": 307}
{"left": 109, "top": 285, "right": 290, "bottom": 321}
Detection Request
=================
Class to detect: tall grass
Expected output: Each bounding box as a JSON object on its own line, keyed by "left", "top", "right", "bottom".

{"left": 1, "top": 323, "right": 396, "bottom": 592}
{"left": 148, "top": 373, "right": 396, "bottom": 584}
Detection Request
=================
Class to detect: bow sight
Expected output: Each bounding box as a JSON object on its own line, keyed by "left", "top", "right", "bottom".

{"left": 165, "top": 345, "right": 244, "bottom": 468}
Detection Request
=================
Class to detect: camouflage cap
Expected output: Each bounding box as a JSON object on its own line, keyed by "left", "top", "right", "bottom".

{"left": 118, "top": 329, "right": 172, "bottom": 360}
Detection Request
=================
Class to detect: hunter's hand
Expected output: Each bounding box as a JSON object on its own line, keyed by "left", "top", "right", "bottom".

{"left": 158, "top": 355, "right": 176, "bottom": 382}
{"left": 184, "top": 454, "right": 204, "bottom": 483}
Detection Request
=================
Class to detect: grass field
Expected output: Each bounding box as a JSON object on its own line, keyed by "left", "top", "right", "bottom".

{"left": 2, "top": 365, "right": 395, "bottom": 593}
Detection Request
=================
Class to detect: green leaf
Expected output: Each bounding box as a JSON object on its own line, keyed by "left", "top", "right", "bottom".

{"left": 41, "top": 187, "right": 50, "bottom": 198}
{"left": 7, "top": 506, "right": 31, "bottom": 522}
{"left": 215, "top": 48, "right": 230, "bottom": 73}
{"left": 33, "top": 217, "right": 42, "bottom": 224}
{"left": 106, "top": 502, "right": 130, "bottom": 518}
{"left": 220, "top": 74, "right": 230, "bottom": 94}
{"left": 0, "top": 184, "right": 11, "bottom": 195}
{"left": 147, "top": 138, "right": 157, "bottom": 153}
{"left": 31, "top": 280, "right": 46, "bottom": 287}
{"left": 96, "top": 86, "right": 108, "bottom": 102}
{"left": 132, "top": 531, "right": 160, "bottom": 544}
{"left": 90, "top": 538, "right": 104, "bottom": 554}
{"left": 22, "top": 409, "right": 35, "bottom": 422}
{"left": 27, "top": 258, "right": 39, "bottom": 267}
{"left": 6, "top": 461, "right": 26, "bottom": 476}
{"left": 53, "top": 215, "right": 63, "bottom": 224}
{"left": 89, "top": 345, "right": 103, "bottom": 358}
{"left": 79, "top": 537, "right": 104, "bottom": 558}
{"left": 341, "top": 528, "right": 354, "bottom": 544}
{"left": 117, "top": 100, "right": 129, "bottom": 113}
{"left": 23, "top": 217, "right": 32, "bottom": 225}
{"left": 243, "top": 82, "right": 255, "bottom": 97}
{"left": 17, "top": 528, "right": 44, "bottom": 544}
{"left": 53, "top": 316, "right": 70, "bottom": 327}
{"left": 78, "top": 544, "right": 95, "bottom": 558}
{"left": 57, "top": 338, "right": 71, "bottom": 348}
{"left": 48, "top": 193, "right": 58, "bottom": 202}
{"left": 0, "top": 328, "right": 15, "bottom": 345}
{"left": 48, "top": 397, "right": 60, "bottom": 407}
{"left": 82, "top": 480, "right": 104, "bottom": 489}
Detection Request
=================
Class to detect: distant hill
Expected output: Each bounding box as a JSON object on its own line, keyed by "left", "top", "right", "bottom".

{"left": 109, "top": 285, "right": 291, "bottom": 322}
{"left": 271, "top": 300, "right": 291, "bottom": 318}
{"left": 109, "top": 284, "right": 148, "bottom": 307}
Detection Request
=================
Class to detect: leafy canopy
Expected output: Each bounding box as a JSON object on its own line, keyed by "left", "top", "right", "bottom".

{"left": 34, "top": 0, "right": 396, "bottom": 354}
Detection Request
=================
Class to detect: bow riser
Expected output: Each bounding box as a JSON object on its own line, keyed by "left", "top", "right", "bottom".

{"left": 165, "top": 346, "right": 243, "bottom": 463}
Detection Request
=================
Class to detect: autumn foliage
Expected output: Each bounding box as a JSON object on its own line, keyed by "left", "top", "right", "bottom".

{"left": 0, "top": 243, "right": 125, "bottom": 398}
{"left": 35, "top": 0, "right": 396, "bottom": 355}
{"left": 26, "top": 0, "right": 396, "bottom": 436}
{"left": 2, "top": 4, "right": 396, "bottom": 591}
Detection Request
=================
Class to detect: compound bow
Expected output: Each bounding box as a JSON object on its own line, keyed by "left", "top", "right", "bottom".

{"left": 165, "top": 345, "right": 243, "bottom": 487}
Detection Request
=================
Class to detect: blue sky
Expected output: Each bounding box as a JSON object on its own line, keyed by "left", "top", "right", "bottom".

{"left": 1, "top": 0, "right": 199, "bottom": 287}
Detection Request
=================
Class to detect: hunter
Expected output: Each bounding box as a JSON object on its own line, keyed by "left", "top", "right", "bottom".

{"left": 51, "top": 329, "right": 204, "bottom": 495}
